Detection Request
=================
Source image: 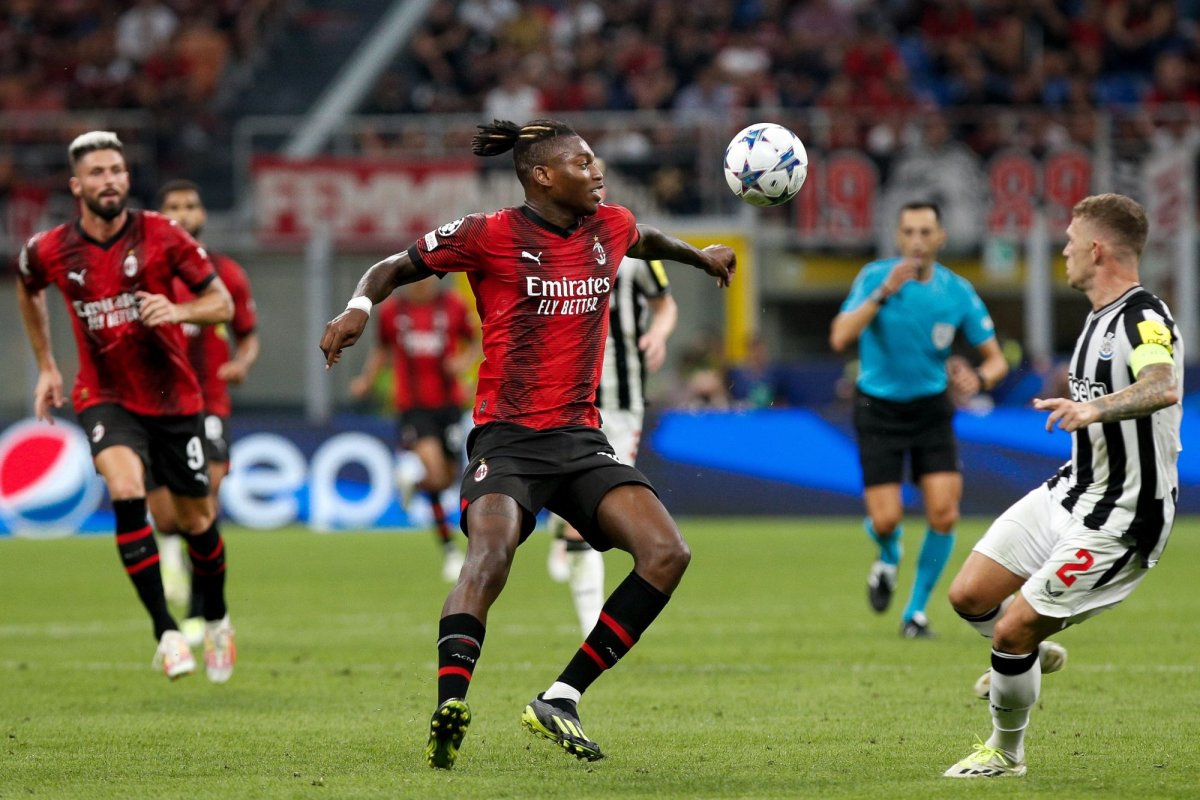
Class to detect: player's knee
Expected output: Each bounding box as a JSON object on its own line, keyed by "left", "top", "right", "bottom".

{"left": 870, "top": 514, "right": 902, "bottom": 537}
{"left": 928, "top": 507, "right": 959, "bottom": 533}
{"left": 175, "top": 505, "right": 215, "bottom": 534}
{"left": 992, "top": 617, "right": 1038, "bottom": 655}
{"left": 105, "top": 476, "right": 146, "bottom": 501}
{"left": 638, "top": 534, "right": 690, "bottom": 582}
{"left": 946, "top": 577, "right": 978, "bottom": 615}
{"left": 460, "top": 541, "right": 515, "bottom": 593}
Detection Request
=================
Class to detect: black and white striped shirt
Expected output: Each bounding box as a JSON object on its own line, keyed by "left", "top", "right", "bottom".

{"left": 595, "top": 257, "right": 670, "bottom": 414}
{"left": 1046, "top": 286, "right": 1184, "bottom": 560}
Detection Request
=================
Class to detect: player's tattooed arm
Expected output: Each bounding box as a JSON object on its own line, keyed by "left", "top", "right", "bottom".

{"left": 1034, "top": 362, "right": 1179, "bottom": 432}
{"left": 630, "top": 225, "right": 735, "bottom": 288}
{"left": 1091, "top": 362, "right": 1180, "bottom": 421}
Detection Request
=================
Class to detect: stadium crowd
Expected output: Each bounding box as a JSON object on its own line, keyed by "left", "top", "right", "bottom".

{"left": 364, "top": 0, "right": 1200, "bottom": 153}
{"left": 0, "top": 0, "right": 285, "bottom": 234}
{"left": 3, "top": 0, "right": 1198, "bottom": 227}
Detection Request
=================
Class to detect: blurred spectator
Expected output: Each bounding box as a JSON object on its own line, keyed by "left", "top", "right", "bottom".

{"left": 482, "top": 52, "right": 543, "bottom": 122}
{"left": 116, "top": 0, "right": 178, "bottom": 65}
{"left": 458, "top": 0, "right": 520, "bottom": 37}
{"left": 727, "top": 335, "right": 788, "bottom": 409}
{"left": 672, "top": 63, "right": 737, "bottom": 127}
{"left": 666, "top": 329, "right": 731, "bottom": 410}
{"left": 1103, "top": 0, "right": 1177, "bottom": 75}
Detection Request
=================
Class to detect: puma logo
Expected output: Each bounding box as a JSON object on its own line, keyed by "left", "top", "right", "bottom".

{"left": 521, "top": 250, "right": 542, "bottom": 265}
{"left": 68, "top": 269, "right": 86, "bottom": 285}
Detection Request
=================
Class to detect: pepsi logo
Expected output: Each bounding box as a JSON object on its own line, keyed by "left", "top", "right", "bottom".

{"left": 0, "top": 419, "right": 105, "bottom": 538}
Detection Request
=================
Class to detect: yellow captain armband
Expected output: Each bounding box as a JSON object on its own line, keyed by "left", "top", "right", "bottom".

{"left": 648, "top": 259, "right": 669, "bottom": 288}
{"left": 1136, "top": 319, "right": 1172, "bottom": 350}
{"left": 1130, "top": 342, "right": 1174, "bottom": 377}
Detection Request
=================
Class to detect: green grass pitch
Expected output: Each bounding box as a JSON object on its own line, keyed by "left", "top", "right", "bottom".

{"left": 2, "top": 517, "right": 1197, "bottom": 799}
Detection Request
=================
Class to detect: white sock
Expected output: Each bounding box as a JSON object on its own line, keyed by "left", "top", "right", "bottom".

{"left": 542, "top": 681, "right": 581, "bottom": 705}
{"left": 987, "top": 649, "right": 1040, "bottom": 760}
{"left": 158, "top": 533, "right": 185, "bottom": 573}
{"left": 568, "top": 547, "right": 604, "bottom": 635}
{"left": 963, "top": 596, "right": 1014, "bottom": 638}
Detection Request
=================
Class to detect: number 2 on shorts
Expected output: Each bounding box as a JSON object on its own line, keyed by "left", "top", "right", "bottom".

{"left": 1055, "top": 549, "right": 1094, "bottom": 587}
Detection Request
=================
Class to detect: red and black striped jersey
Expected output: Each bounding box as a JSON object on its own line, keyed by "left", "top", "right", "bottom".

{"left": 174, "top": 251, "right": 257, "bottom": 417}
{"left": 19, "top": 211, "right": 216, "bottom": 417}
{"left": 409, "top": 203, "right": 639, "bottom": 430}
{"left": 376, "top": 289, "right": 474, "bottom": 411}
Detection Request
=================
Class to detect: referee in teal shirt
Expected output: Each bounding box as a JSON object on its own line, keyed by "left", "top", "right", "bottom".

{"left": 830, "top": 201, "right": 1008, "bottom": 638}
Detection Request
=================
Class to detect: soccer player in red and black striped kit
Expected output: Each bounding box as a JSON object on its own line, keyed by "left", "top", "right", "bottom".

{"left": 321, "top": 119, "right": 735, "bottom": 769}
{"left": 149, "top": 179, "right": 260, "bottom": 648}
{"left": 15, "top": 132, "right": 237, "bottom": 683}
{"left": 350, "top": 278, "right": 478, "bottom": 582}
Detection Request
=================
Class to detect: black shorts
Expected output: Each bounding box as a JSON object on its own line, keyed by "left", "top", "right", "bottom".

{"left": 853, "top": 389, "right": 959, "bottom": 488}
{"left": 399, "top": 405, "right": 465, "bottom": 462}
{"left": 203, "top": 414, "right": 231, "bottom": 464}
{"left": 458, "top": 421, "right": 654, "bottom": 550}
{"left": 78, "top": 404, "right": 211, "bottom": 498}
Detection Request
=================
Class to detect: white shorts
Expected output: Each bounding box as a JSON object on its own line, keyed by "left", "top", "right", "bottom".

{"left": 973, "top": 484, "right": 1172, "bottom": 625}
{"left": 600, "top": 408, "right": 643, "bottom": 466}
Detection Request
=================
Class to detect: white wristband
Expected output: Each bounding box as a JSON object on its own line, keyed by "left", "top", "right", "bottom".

{"left": 345, "top": 296, "right": 373, "bottom": 317}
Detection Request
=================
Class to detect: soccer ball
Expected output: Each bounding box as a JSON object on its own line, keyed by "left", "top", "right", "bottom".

{"left": 723, "top": 123, "right": 808, "bottom": 207}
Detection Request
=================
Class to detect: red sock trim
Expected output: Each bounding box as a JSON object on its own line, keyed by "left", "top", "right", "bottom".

{"left": 438, "top": 666, "right": 472, "bottom": 680}
{"left": 125, "top": 553, "right": 161, "bottom": 575}
{"left": 115, "top": 525, "right": 153, "bottom": 545}
{"left": 188, "top": 536, "right": 224, "bottom": 562}
{"left": 599, "top": 611, "right": 635, "bottom": 648}
{"left": 581, "top": 642, "right": 608, "bottom": 670}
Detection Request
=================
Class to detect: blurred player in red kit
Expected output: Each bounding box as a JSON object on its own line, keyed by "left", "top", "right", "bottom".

{"left": 16, "top": 132, "right": 236, "bottom": 683}
{"left": 148, "top": 179, "right": 260, "bottom": 648}
{"left": 350, "top": 278, "right": 479, "bottom": 581}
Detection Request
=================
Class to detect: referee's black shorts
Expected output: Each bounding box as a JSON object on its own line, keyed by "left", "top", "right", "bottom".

{"left": 852, "top": 389, "right": 960, "bottom": 488}
{"left": 458, "top": 421, "right": 655, "bottom": 550}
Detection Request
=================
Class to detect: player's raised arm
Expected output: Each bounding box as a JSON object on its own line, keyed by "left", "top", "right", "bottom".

{"left": 319, "top": 249, "right": 433, "bottom": 368}
{"left": 628, "top": 225, "right": 736, "bottom": 288}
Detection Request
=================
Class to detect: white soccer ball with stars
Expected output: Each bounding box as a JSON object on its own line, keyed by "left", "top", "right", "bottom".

{"left": 723, "top": 123, "right": 808, "bottom": 207}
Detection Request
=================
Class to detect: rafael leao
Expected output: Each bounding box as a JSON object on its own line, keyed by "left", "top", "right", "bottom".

{"left": 320, "top": 119, "right": 734, "bottom": 771}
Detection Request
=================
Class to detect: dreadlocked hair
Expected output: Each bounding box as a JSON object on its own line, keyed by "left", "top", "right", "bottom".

{"left": 472, "top": 119, "right": 579, "bottom": 183}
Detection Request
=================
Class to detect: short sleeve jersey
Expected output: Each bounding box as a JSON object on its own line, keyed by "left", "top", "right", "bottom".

{"left": 18, "top": 211, "right": 216, "bottom": 416}
{"left": 409, "top": 204, "right": 640, "bottom": 430}
{"left": 1045, "top": 287, "right": 1183, "bottom": 554}
{"left": 375, "top": 289, "right": 474, "bottom": 411}
{"left": 841, "top": 258, "right": 996, "bottom": 402}
{"left": 174, "top": 251, "right": 257, "bottom": 417}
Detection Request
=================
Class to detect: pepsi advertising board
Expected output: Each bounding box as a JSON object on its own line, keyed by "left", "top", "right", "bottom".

{"left": 0, "top": 417, "right": 453, "bottom": 537}
{"left": 0, "top": 420, "right": 107, "bottom": 537}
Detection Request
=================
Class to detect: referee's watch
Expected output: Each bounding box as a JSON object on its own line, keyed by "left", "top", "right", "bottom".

{"left": 868, "top": 286, "right": 889, "bottom": 306}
